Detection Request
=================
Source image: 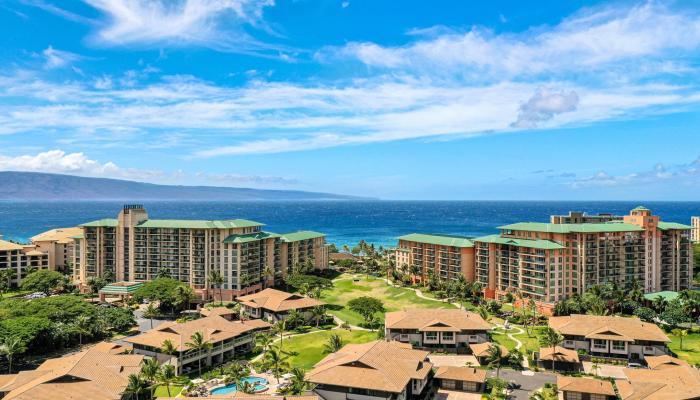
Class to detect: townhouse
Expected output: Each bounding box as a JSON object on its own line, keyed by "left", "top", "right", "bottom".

{"left": 616, "top": 362, "right": 700, "bottom": 400}
{"left": 384, "top": 309, "right": 490, "bottom": 352}
{"left": 556, "top": 376, "right": 616, "bottom": 400}
{"left": 236, "top": 288, "right": 324, "bottom": 322}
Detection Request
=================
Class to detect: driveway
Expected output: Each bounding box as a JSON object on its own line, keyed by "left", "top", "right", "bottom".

{"left": 582, "top": 361, "right": 627, "bottom": 379}
{"left": 428, "top": 355, "right": 480, "bottom": 367}
{"left": 488, "top": 369, "right": 556, "bottom": 400}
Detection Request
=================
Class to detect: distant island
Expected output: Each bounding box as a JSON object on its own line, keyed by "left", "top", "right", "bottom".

{"left": 0, "top": 171, "right": 369, "bottom": 201}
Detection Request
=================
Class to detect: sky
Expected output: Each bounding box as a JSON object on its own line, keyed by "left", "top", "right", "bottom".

{"left": 1, "top": 0, "right": 700, "bottom": 200}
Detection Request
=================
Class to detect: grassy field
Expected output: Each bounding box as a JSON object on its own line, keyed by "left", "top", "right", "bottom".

{"left": 669, "top": 331, "right": 700, "bottom": 364}
{"left": 491, "top": 330, "right": 518, "bottom": 351}
{"left": 273, "top": 329, "right": 377, "bottom": 370}
{"left": 490, "top": 325, "right": 546, "bottom": 356}
{"left": 321, "top": 275, "right": 456, "bottom": 326}
{"left": 153, "top": 384, "right": 184, "bottom": 397}
{"left": 0, "top": 290, "right": 31, "bottom": 299}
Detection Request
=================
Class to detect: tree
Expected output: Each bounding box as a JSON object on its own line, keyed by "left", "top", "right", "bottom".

{"left": 156, "top": 267, "right": 171, "bottom": 279}
{"left": 310, "top": 306, "right": 326, "bottom": 328}
{"left": 20, "top": 270, "right": 64, "bottom": 295}
{"left": 174, "top": 284, "right": 195, "bottom": 311}
{"left": 288, "top": 367, "right": 310, "bottom": 395}
{"left": 157, "top": 364, "right": 177, "bottom": 397}
{"left": 185, "top": 331, "right": 212, "bottom": 376}
{"left": 143, "top": 303, "right": 159, "bottom": 330}
{"left": 264, "top": 347, "right": 290, "bottom": 383}
{"left": 263, "top": 264, "right": 275, "bottom": 288}
{"left": 74, "top": 314, "right": 92, "bottom": 345}
{"left": 160, "top": 339, "right": 177, "bottom": 365}
{"left": 323, "top": 333, "right": 343, "bottom": 353}
{"left": 633, "top": 306, "right": 657, "bottom": 322}
{"left": 662, "top": 300, "right": 690, "bottom": 327}
{"left": 133, "top": 278, "right": 186, "bottom": 316}
{"left": 256, "top": 332, "right": 273, "bottom": 353}
{"left": 409, "top": 264, "right": 421, "bottom": 284}
{"left": 529, "top": 384, "right": 558, "bottom": 400}
{"left": 123, "top": 374, "right": 148, "bottom": 400}
{"left": 486, "top": 344, "right": 505, "bottom": 378}
{"left": 140, "top": 357, "right": 160, "bottom": 397}
{"left": 539, "top": 327, "right": 564, "bottom": 373}
{"left": 0, "top": 336, "right": 25, "bottom": 373}
{"left": 672, "top": 328, "right": 688, "bottom": 350}
{"left": 86, "top": 277, "right": 107, "bottom": 301}
{"left": 209, "top": 270, "right": 224, "bottom": 304}
{"left": 0, "top": 269, "right": 16, "bottom": 296}
{"left": 272, "top": 320, "right": 287, "bottom": 350}
{"left": 348, "top": 296, "right": 385, "bottom": 328}
{"left": 285, "top": 309, "right": 305, "bottom": 329}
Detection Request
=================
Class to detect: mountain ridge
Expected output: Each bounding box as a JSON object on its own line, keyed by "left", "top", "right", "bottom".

{"left": 0, "top": 171, "right": 371, "bottom": 201}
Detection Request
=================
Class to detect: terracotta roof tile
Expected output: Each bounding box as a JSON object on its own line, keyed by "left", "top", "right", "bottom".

{"left": 434, "top": 366, "right": 486, "bottom": 383}
{"left": 237, "top": 289, "right": 324, "bottom": 312}
{"left": 385, "top": 309, "right": 491, "bottom": 332}
{"left": 548, "top": 315, "right": 669, "bottom": 343}
{"left": 557, "top": 376, "right": 615, "bottom": 396}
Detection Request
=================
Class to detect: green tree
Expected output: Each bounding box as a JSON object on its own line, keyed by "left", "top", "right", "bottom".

{"left": 20, "top": 270, "right": 64, "bottom": 295}
{"left": 288, "top": 367, "right": 310, "bottom": 395}
{"left": 157, "top": 364, "right": 177, "bottom": 397}
{"left": 285, "top": 309, "right": 305, "bottom": 329}
{"left": 539, "top": 327, "right": 564, "bottom": 373}
{"left": 123, "top": 373, "right": 148, "bottom": 400}
{"left": 140, "top": 357, "right": 161, "bottom": 397}
{"left": 323, "top": 333, "right": 343, "bottom": 353}
{"left": 174, "top": 284, "right": 195, "bottom": 311}
{"left": 310, "top": 306, "right": 326, "bottom": 328}
{"left": 186, "top": 331, "right": 212, "bottom": 376}
{"left": 133, "top": 278, "right": 185, "bottom": 316}
{"left": 0, "top": 269, "right": 16, "bottom": 297}
{"left": 86, "top": 277, "right": 107, "bottom": 301}
{"left": 74, "top": 314, "right": 92, "bottom": 345}
{"left": 272, "top": 320, "right": 287, "bottom": 350}
{"left": 0, "top": 336, "right": 25, "bottom": 373}
{"left": 209, "top": 270, "right": 224, "bottom": 305}
{"left": 264, "top": 347, "right": 290, "bottom": 383}
{"left": 486, "top": 343, "right": 505, "bottom": 378}
{"left": 143, "top": 303, "right": 159, "bottom": 330}
{"left": 348, "top": 296, "right": 385, "bottom": 328}
{"left": 672, "top": 328, "right": 688, "bottom": 350}
{"left": 161, "top": 339, "right": 177, "bottom": 366}
{"left": 263, "top": 264, "right": 275, "bottom": 288}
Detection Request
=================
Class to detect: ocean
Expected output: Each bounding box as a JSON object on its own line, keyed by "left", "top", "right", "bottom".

{"left": 1, "top": 200, "right": 698, "bottom": 247}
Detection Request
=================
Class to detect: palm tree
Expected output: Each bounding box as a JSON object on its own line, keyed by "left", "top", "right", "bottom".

{"left": 285, "top": 310, "right": 304, "bottom": 329}
{"left": 288, "top": 367, "right": 309, "bottom": 395}
{"left": 156, "top": 267, "right": 171, "bottom": 279}
{"left": 143, "top": 303, "right": 158, "bottom": 330}
{"left": 272, "top": 320, "right": 286, "bottom": 350}
{"left": 185, "top": 331, "right": 212, "bottom": 376}
{"left": 157, "top": 364, "right": 177, "bottom": 397}
{"left": 209, "top": 270, "right": 224, "bottom": 304}
{"left": 160, "top": 339, "right": 177, "bottom": 366}
{"left": 486, "top": 344, "right": 504, "bottom": 378}
{"left": 672, "top": 328, "right": 688, "bottom": 350}
{"left": 174, "top": 284, "right": 195, "bottom": 311}
{"left": 140, "top": 357, "right": 160, "bottom": 395}
{"left": 75, "top": 315, "right": 92, "bottom": 345}
{"left": 310, "top": 306, "right": 326, "bottom": 328}
{"left": 123, "top": 373, "right": 148, "bottom": 400}
{"left": 264, "top": 347, "right": 290, "bottom": 383}
{"left": 323, "top": 333, "right": 343, "bottom": 353}
{"left": 409, "top": 264, "right": 421, "bottom": 284}
{"left": 263, "top": 264, "right": 275, "bottom": 288}
{"left": 539, "top": 327, "right": 564, "bottom": 373}
{"left": 0, "top": 337, "right": 24, "bottom": 373}
{"left": 256, "top": 332, "right": 273, "bottom": 353}
{"left": 239, "top": 380, "right": 256, "bottom": 394}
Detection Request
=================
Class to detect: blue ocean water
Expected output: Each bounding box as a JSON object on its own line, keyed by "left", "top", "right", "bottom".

{"left": 0, "top": 201, "right": 698, "bottom": 247}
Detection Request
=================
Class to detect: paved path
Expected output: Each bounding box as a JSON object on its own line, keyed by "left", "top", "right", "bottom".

{"left": 491, "top": 323, "right": 530, "bottom": 369}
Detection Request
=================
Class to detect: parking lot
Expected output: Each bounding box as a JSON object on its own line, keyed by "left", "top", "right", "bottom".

{"left": 487, "top": 369, "right": 556, "bottom": 400}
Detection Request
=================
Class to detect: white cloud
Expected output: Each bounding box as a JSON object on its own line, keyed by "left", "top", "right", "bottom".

{"left": 570, "top": 158, "right": 700, "bottom": 188}
{"left": 512, "top": 88, "right": 579, "bottom": 128}
{"left": 82, "top": 0, "right": 283, "bottom": 55}
{"left": 42, "top": 46, "right": 84, "bottom": 69}
{"left": 0, "top": 149, "right": 121, "bottom": 175}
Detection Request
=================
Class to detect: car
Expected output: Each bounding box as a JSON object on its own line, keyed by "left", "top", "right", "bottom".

{"left": 507, "top": 381, "right": 522, "bottom": 390}
{"left": 627, "top": 362, "right": 644, "bottom": 369}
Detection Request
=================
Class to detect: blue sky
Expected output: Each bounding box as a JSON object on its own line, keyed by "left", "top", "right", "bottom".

{"left": 1, "top": 0, "right": 700, "bottom": 200}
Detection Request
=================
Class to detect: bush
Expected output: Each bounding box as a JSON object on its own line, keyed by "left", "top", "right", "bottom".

{"left": 633, "top": 306, "right": 657, "bottom": 322}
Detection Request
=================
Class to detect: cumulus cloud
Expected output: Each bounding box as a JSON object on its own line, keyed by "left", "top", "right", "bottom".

{"left": 570, "top": 158, "right": 700, "bottom": 188}
{"left": 0, "top": 149, "right": 121, "bottom": 175}
{"left": 512, "top": 88, "right": 579, "bottom": 128}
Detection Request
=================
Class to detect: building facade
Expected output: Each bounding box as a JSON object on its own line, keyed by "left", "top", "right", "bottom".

{"left": 30, "top": 227, "right": 82, "bottom": 274}
{"left": 395, "top": 234, "right": 475, "bottom": 282}
{"left": 692, "top": 216, "right": 700, "bottom": 243}
{"left": 0, "top": 239, "right": 49, "bottom": 287}
{"left": 74, "top": 205, "right": 329, "bottom": 299}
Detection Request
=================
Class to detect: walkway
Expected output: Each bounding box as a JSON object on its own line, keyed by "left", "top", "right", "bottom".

{"left": 491, "top": 323, "right": 530, "bottom": 369}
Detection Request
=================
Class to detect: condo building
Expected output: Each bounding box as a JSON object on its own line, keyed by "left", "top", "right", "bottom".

{"left": 0, "top": 239, "right": 49, "bottom": 286}
{"left": 692, "top": 216, "right": 700, "bottom": 243}
{"left": 550, "top": 211, "right": 622, "bottom": 224}
{"left": 73, "top": 205, "right": 329, "bottom": 300}
{"left": 30, "top": 227, "right": 82, "bottom": 273}
{"left": 395, "top": 234, "right": 475, "bottom": 282}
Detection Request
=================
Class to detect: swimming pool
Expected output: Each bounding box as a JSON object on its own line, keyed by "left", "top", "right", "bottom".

{"left": 210, "top": 376, "right": 269, "bottom": 395}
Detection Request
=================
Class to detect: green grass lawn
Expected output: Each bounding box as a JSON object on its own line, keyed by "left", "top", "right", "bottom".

{"left": 321, "top": 275, "right": 456, "bottom": 326}
{"left": 489, "top": 325, "right": 545, "bottom": 356}
{"left": 153, "top": 384, "right": 184, "bottom": 397}
{"left": 669, "top": 331, "right": 700, "bottom": 364}
{"left": 491, "top": 330, "right": 518, "bottom": 351}
{"left": 0, "top": 290, "right": 31, "bottom": 299}
{"left": 273, "top": 329, "right": 377, "bottom": 370}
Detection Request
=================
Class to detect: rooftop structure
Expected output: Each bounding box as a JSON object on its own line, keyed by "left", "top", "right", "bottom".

{"left": 616, "top": 364, "right": 700, "bottom": 400}
{"left": 556, "top": 376, "right": 616, "bottom": 400}
{"left": 395, "top": 233, "right": 476, "bottom": 283}
{"left": 237, "top": 288, "right": 324, "bottom": 322}
{"left": 385, "top": 309, "right": 490, "bottom": 351}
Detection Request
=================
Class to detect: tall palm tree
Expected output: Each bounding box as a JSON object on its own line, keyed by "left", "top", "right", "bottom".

{"left": 285, "top": 310, "right": 304, "bottom": 329}
{"left": 288, "top": 367, "right": 309, "bottom": 395}
{"left": 123, "top": 374, "right": 148, "bottom": 400}
{"left": 310, "top": 306, "right": 326, "bottom": 327}
{"left": 174, "top": 284, "right": 195, "bottom": 311}
{"left": 486, "top": 344, "right": 504, "bottom": 378}
{"left": 156, "top": 267, "right": 171, "bottom": 279}
{"left": 409, "top": 264, "right": 421, "bottom": 284}
{"left": 157, "top": 364, "right": 177, "bottom": 397}
{"left": 0, "top": 337, "right": 24, "bottom": 373}
{"left": 272, "top": 320, "right": 286, "bottom": 350}
{"left": 209, "top": 270, "right": 224, "bottom": 304}
{"left": 539, "top": 327, "right": 564, "bottom": 373}
{"left": 263, "top": 264, "right": 275, "bottom": 288}
{"left": 672, "top": 328, "right": 688, "bottom": 350}
{"left": 256, "top": 332, "right": 273, "bottom": 353}
{"left": 143, "top": 303, "right": 158, "bottom": 330}
{"left": 75, "top": 315, "right": 92, "bottom": 345}
{"left": 140, "top": 357, "right": 160, "bottom": 396}
{"left": 160, "top": 339, "right": 177, "bottom": 366}
{"left": 264, "top": 347, "right": 290, "bottom": 383}
{"left": 186, "top": 331, "right": 212, "bottom": 376}
{"left": 323, "top": 334, "right": 343, "bottom": 354}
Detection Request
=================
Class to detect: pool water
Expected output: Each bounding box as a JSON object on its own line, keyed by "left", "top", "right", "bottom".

{"left": 210, "top": 377, "right": 269, "bottom": 395}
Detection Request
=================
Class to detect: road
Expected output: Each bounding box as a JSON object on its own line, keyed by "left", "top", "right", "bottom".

{"left": 488, "top": 369, "right": 556, "bottom": 400}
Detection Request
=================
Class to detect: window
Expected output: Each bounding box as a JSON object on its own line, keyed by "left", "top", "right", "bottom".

{"left": 593, "top": 339, "right": 606, "bottom": 349}
{"left": 442, "top": 332, "right": 454, "bottom": 341}
{"left": 612, "top": 341, "right": 626, "bottom": 351}
{"left": 564, "top": 393, "right": 582, "bottom": 400}
{"left": 442, "top": 380, "right": 456, "bottom": 390}
{"left": 591, "top": 395, "right": 607, "bottom": 400}
{"left": 425, "top": 332, "right": 437, "bottom": 340}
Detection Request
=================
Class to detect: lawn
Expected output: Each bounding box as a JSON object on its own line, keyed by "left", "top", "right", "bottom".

{"left": 669, "top": 330, "right": 700, "bottom": 364}
{"left": 491, "top": 330, "right": 518, "bottom": 351}
{"left": 321, "top": 275, "right": 456, "bottom": 326}
{"left": 153, "top": 384, "right": 184, "bottom": 397}
{"left": 0, "top": 290, "right": 31, "bottom": 299}
{"left": 273, "top": 329, "right": 377, "bottom": 370}
{"left": 490, "top": 325, "right": 546, "bottom": 356}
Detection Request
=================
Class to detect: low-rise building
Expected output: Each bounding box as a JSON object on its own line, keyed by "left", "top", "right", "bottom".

{"left": 548, "top": 314, "right": 670, "bottom": 361}
{"left": 124, "top": 315, "right": 270, "bottom": 375}
{"left": 644, "top": 354, "right": 690, "bottom": 370}
{"left": 237, "top": 288, "right": 324, "bottom": 322}
{"left": 0, "top": 240, "right": 49, "bottom": 287}
{"left": 616, "top": 363, "right": 700, "bottom": 400}
{"left": 434, "top": 366, "right": 486, "bottom": 394}
{"left": 468, "top": 342, "right": 509, "bottom": 365}
{"left": 537, "top": 347, "right": 581, "bottom": 371}
{"left": 200, "top": 306, "right": 240, "bottom": 320}
{"left": 307, "top": 340, "right": 433, "bottom": 400}
{"left": 556, "top": 376, "right": 616, "bottom": 400}
{"left": 30, "top": 227, "right": 82, "bottom": 274}
{"left": 395, "top": 234, "right": 475, "bottom": 282}
{"left": 0, "top": 342, "right": 143, "bottom": 400}
{"left": 384, "top": 309, "right": 490, "bottom": 352}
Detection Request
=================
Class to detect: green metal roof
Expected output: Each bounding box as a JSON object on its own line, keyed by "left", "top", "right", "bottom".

{"left": 69, "top": 234, "right": 84, "bottom": 240}
{"left": 632, "top": 206, "right": 650, "bottom": 211}
{"left": 657, "top": 221, "right": 692, "bottom": 230}
{"left": 498, "top": 222, "right": 644, "bottom": 233}
{"left": 397, "top": 233, "right": 474, "bottom": 248}
{"left": 99, "top": 281, "right": 144, "bottom": 294}
{"left": 81, "top": 219, "right": 118, "bottom": 227}
{"left": 280, "top": 231, "right": 325, "bottom": 242}
{"left": 643, "top": 291, "right": 679, "bottom": 301}
{"left": 473, "top": 234, "right": 565, "bottom": 250}
{"left": 223, "top": 231, "right": 280, "bottom": 244}
{"left": 136, "top": 219, "right": 264, "bottom": 229}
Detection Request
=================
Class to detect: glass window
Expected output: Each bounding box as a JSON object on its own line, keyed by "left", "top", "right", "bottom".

{"left": 593, "top": 339, "right": 606, "bottom": 349}
{"left": 612, "top": 340, "right": 626, "bottom": 351}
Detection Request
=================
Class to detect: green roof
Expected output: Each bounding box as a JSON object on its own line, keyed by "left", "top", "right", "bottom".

{"left": 69, "top": 234, "right": 84, "bottom": 240}
{"left": 223, "top": 231, "right": 280, "bottom": 244}
{"left": 657, "top": 221, "right": 692, "bottom": 230}
{"left": 397, "top": 233, "right": 474, "bottom": 248}
{"left": 81, "top": 219, "right": 118, "bottom": 227}
{"left": 473, "top": 234, "right": 565, "bottom": 250}
{"left": 643, "top": 291, "right": 679, "bottom": 301}
{"left": 99, "top": 281, "right": 144, "bottom": 294}
{"left": 136, "top": 219, "right": 264, "bottom": 229}
{"left": 280, "top": 231, "right": 325, "bottom": 242}
{"left": 632, "top": 206, "right": 650, "bottom": 211}
{"left": 498, "top": 222, "right": 644, "bottom": 233}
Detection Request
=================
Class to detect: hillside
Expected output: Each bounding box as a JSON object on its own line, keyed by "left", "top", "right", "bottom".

{"left": 0, "top": 171, "right": 367, "bottom": 201}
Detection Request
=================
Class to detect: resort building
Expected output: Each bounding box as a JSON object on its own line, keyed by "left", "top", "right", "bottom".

{"left": 692, "top": 216, "right": 700, "bottom": 243}
{"left": 468, "top": 342, "right": 508, "bottom": 365}
{"left": 616, "top": 363, "right": 700, "bottom": 400}
{"left": 0, "top": 342, "right": 143, "bottom": 400}
{"left": 556, "top": 376, "right": 616, "bottom": 400}
{"left": 30, "top": 227, "right": 82, "bottom": 273}
{"left": 550, "top": 211, "right": 622, "bottom": 224}
{"left": 124, "top": 315, "right": 270, "bottom": 375}
{"left": 74, "top": 205, "right": 329, "bottom": 300}
{"left": 433, "top": 366, "right": 486, "bottom": 394}
{"left": 473, "top": 206, "right": 692, "bottom": 312}
{"left": 307, "top": 340, "right": 433, "bottom": 400}
{"left": 236, "top": 288, "right": 324, "bottom": 322}
{"left": 384, "top": 309, "right": 490, "bottom": 351}
{"left": 395, "top": 234, "right": 475, "bottom": 282}
{"left": 548, "top": 314, "right": 670, "bottom": 361}
{"left": 0, "top": 239, "right": 49, "bottom": 286}
{"left": 536, "top": 347, "right": 581, "bottom": 371}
